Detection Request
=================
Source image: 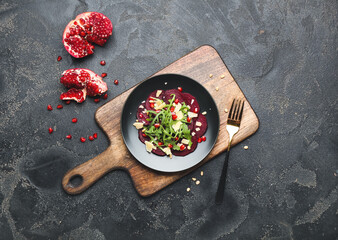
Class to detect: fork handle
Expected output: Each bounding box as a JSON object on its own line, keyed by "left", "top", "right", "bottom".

{"left": 215, "top": 147, "right": 231, "bottom": 205}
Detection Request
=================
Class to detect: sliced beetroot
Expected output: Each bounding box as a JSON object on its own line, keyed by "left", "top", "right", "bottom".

{"left": 172, "top": 136, "right": 198, "bottom": 156}
{"left": 163, "top": 89, "right": 185, "bottom": 104}
{"left": 137, "top": 103, "right": 150, "bottom": 125}
{"left": 194, "top": 114, "right": 208, "bottom": 138}
{"left": 145, "top": 90, "right": 164, "bottom": 110}
{"left": 182, "top": 92, "right": 200, "bottom": 113}
{"left": 152, "top": 148, "right": 166, "bottom": 156}
{"left": 138, "top": 130, "right": 150, "bottom": 143}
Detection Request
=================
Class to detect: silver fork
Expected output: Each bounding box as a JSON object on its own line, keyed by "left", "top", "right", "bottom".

{"left": 215, "top": 98, "right": 245, "bottom": 205}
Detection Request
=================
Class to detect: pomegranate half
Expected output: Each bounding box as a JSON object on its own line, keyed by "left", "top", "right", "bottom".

{"left": 63, "top": 12, "right": 113, "bottom": 58}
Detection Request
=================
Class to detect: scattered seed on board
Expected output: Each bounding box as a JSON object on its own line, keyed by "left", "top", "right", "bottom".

{"left": 187, "top": 187, "right": 191, "bottom": 192}
{"left": 220, "top": 74, "right": 225, "bottom": 79}
{"left": 215, "top": 86, "right": 219, "bottom": 91}
{"left": 209, "top": 74, "right": 213, "bottom": 78}
{"left": 192, "top": 178, "right": 196, "bottom": 181}
{"left": 200, "top": 171, "right": 203, "bottom": 176}
{"left": 196, "top": 180, "right": 200, "bottom": 185}
{"left": 244, "top": 146, "right": 249, "bottom": 150}
{"left": 224, "top": 108, "right": 228, "bottom": 113}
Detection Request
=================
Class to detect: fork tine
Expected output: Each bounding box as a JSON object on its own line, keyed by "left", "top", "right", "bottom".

{"left": 228, "top": 99, "right": 236, "bottom": 119}
{"left": 234, "top": 99, "right": 242, "bottom": 120}
{"left": 233, "top": 99, "right": 240, "bottom": 120}
{"left": 237, "top": 99, "right": 245, "bottom": 121}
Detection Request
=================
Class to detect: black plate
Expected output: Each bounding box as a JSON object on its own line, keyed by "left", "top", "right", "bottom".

{"left": 121, "top": 74, "right": 220, "bottom": 172}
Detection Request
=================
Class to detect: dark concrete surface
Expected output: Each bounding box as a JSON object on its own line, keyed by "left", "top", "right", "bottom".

{"left": 0, "top": 0, "right": 337, "bottom": 239}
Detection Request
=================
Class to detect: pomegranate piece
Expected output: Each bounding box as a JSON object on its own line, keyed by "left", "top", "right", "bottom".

{"left": 60, "top": 88, "right": 87, "bottom": 103}
{"left": 86, "top": 78, "right": 108, "bottom": 96}
{"left": 63, "top": 12, "right": 113, "bottom": 58}
{"left": 47, "top": 105, "right": 53, "bottom": 111}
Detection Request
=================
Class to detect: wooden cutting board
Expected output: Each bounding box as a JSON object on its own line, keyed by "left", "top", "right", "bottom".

{"left": 62, "top": 45, "right": 259, "bottom": 196}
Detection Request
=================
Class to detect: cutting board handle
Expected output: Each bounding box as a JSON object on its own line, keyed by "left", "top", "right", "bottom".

{"left": 62, "top": 146, "right": 123, "bottom": 194}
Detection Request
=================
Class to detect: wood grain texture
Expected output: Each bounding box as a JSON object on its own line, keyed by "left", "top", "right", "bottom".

{"left": 62, "top": 45, "right": 259, "bottom": 196}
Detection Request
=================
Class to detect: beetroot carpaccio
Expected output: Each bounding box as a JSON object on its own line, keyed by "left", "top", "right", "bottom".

{"left": 60, "top": 68, "right": 108, "bottom": 103}
{"left": 63, "top": 12, "right": 113, "bottom": 58}
{"left": 133, "top": 89, "right": 207, "bottom": 157}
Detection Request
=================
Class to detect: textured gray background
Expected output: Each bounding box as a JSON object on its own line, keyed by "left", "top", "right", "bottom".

{"left": 0, "top": 0, "right": 337, "bottom": 239}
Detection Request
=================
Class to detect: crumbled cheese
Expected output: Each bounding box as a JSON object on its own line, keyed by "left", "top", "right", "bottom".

{"left": 187, "top": 146, "right": 191, "bottom": 150}
{"left": 156, "top": 90, "right": 162, "bottom": 97}
{"left": 136, "top": 120, "right": 138, "bottom": 122}
{"left": 187, "top": 105, "right": 191, "bottom": 109}
{"left": 139, "top": 105, "right": 144, "bottom": 109}
{"left": 202, "top": 111, "right": 207, "bottom": 115}
{"left": 191, "top": 99, "right": 194, "bottom": 105}
{"left": 145, "top": 141, "right": 156, "bottom": 152}
{"left": 181, "top": 139, "right": 190, "bottom": 145}
{"left": 176, "top": 111, "right": 183, "bottom": 120}
{"left": 162, "top": 147, "right": 172, "bottom": 158}
{"left": 188, "top": 112, "right": 198, "bottom": 118}
{"left": 133, "top": 122, "right": 144, "bottom": 129}
{"left": 196, "top": 127, "right": 200, "bottom": 132}
{"left": 187, "top": 187, "right": 191, "bottom": 192}
{"left": 191, "top": 132, "right": 196, "bottom": 136}
{"left": 196, "top": 121, "right": 202, "bottom": 127}
{"left": 196, "top": 180, "right": 200, "bottom": 185}
{"left": 172, "top": 121, "right": 182, "bottom": 132}
{"left": 220, "top": 74, "right": 225, "bottom": 79}
{"left": 154, "top": 100, "right": 166, "bottom": 110}
{"left": 174, "top": 103, "right": 182, "bottom": 113}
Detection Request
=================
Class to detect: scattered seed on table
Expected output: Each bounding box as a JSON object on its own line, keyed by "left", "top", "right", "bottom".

{"left": 200, "top": 171, "right": 204, "bottom": 176}
{"left": 209, "top": 74, "right": 213, "bottom": 78}
{"left": 192, "top": 178, "right": 196, "bottom": 181}
{"left": 224, "top": 108, "right": 228, "bottom": 113}
{"left": 186, "top": 187, "right": 191, "bottom": 192}
{"left": 47, "top": 105, "right": 53, "bottom": 111}
{"left": 196, "top": 180, "right": 200, "bottom": 185}
{"left": 215, "top": 86, "right": 219, "bottom": 91}
{"left": 220, "top": 74, "right": 225, "bottom": 79}
{"left": 244, "top": 146, "right": 249, "bottom": 150}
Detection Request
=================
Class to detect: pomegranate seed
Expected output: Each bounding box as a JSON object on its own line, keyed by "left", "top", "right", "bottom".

{"left": 154, "top": 123, "right": 160, "bottom": 128}
{"left": 74, "top": 21, "right": 78, "bottom": 25}
{"left": 65, "top": 100, "right": 71, "bottom": 105}
{"left": 180, "top": 145, "right": 185, "bottom": 150}
{"left": 170, "top": 106, "right": 175, "bottom": 112}
{"left": 72, "top": 118, "right": 77, "bottom": 123}
{"left": 150, "top": 103, "right": 154, "bottom": 108}
{"left": 193, "top": 108, "right": 198, "bottom": 113}
{"left": 89, "top": 136, "right": 94, "bottom": 141}
{"left": 198, "top": 137, "right": 202, "bottom": 143}
{"left": 174, "top": 99, "right": 179, "bottom": 104}
{"left": 100, "top": 60, "right": 106, "bottom": 66}
{"left": 187, "top": 117, "right": 191, "bottom": 123}
{"left": 142, "top": 133, "right": 147, "bottom": 137}
{"left": 94, "top": 98, "right": 100, "bottom": 103}
{"left": 168, "top": 144, "right": 173, "bottom": 148}
{"left": 103, "top": 93, "right": 108, "bottom": 99}
{"left": 101, "top": 73, "right": 107, "bottom": 78}
{"left": 66, "top": 135, "right": 72, "bottom": 139}
{"left": 114, "top": 79, "right": 119, "bottom": 85}
{"left": 48, "top": 128, "right": 53, "bottom": 134}
{"left": 202, "top": 136, "right": 206, "bottom": 141}
{"left": 57, "top": 104, "right": 63, "bottom": 109}
{"left": 80, "top": 137, "right": 86, "bottom": 143}
{"left": 175, "top": 136, "right": 179, "bottom": 141}
{"left": 47, "top": 105, "right": 53, "bottom": 111}
{"left": 139, "top": 113, "right": 143, "bottom": 118}
{"left": 149, "top": 97, "right": 154, "bottom": 101}
{"left": 80, "top": 31, "right": 86, "bottom": 37}
{"left": 93, "top": 133, "right": 98, "bottom": 139}
{"left": 172, "top": 114, "right": 177, "bottom": 120}
{"left": 57, "top": 56, "right": 62, "bottom": 61}
{"left": 178, "top": 87, "right": 182, "bottom": 92}
{"left": 158, "top": 142, "right": 163, "bottom": 146}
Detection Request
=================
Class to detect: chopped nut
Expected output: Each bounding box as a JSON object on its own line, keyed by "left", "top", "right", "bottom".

{"left": 196, "top": 127, "right": 200, "bottom": 132}
{"left": 209, "top": 74, "right": 213, "bottom": 78}
{"left": 220, "top": 74, "right": 225, "bottom": 79}
{"left": 244, "top": 146, "right": 249, "bottom": 150}
{"left": 191, "top": 132, "right": 196, "bottom": 136}
{"left": 202, "top": 111, "right": 207, "bottom": 115}
{"left": 216, "top": 86, "right": 219, "bottom": 91}
{"left": 181, "top": 139, "right": 190, "bottom": 145}
{"left": 196, "top": 121, "right": 202, "bottom": 127}
{"left": 187, "top": 187, "right": 191, "bottom": 192}
{"left": 192, "top": 178, "right": 196, "bottom": 181}
{"left": 259, "top": 30, "right": 265, "bottom": 34}
{"left": 142, "top": 129, "right": 146, "bottom": 132}
{"left": 200, "top": 171, "right": 204, "bottom": 176}
{"left": 196, "top": 180, "right": 200, "bottom": 185}
{"left": 224, "top": 108, "right": 228, "bottom": 113}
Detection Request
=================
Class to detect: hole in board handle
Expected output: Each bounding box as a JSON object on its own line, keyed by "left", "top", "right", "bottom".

{"left": 68, "top": 174, "right": 83, "bottom": 188}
